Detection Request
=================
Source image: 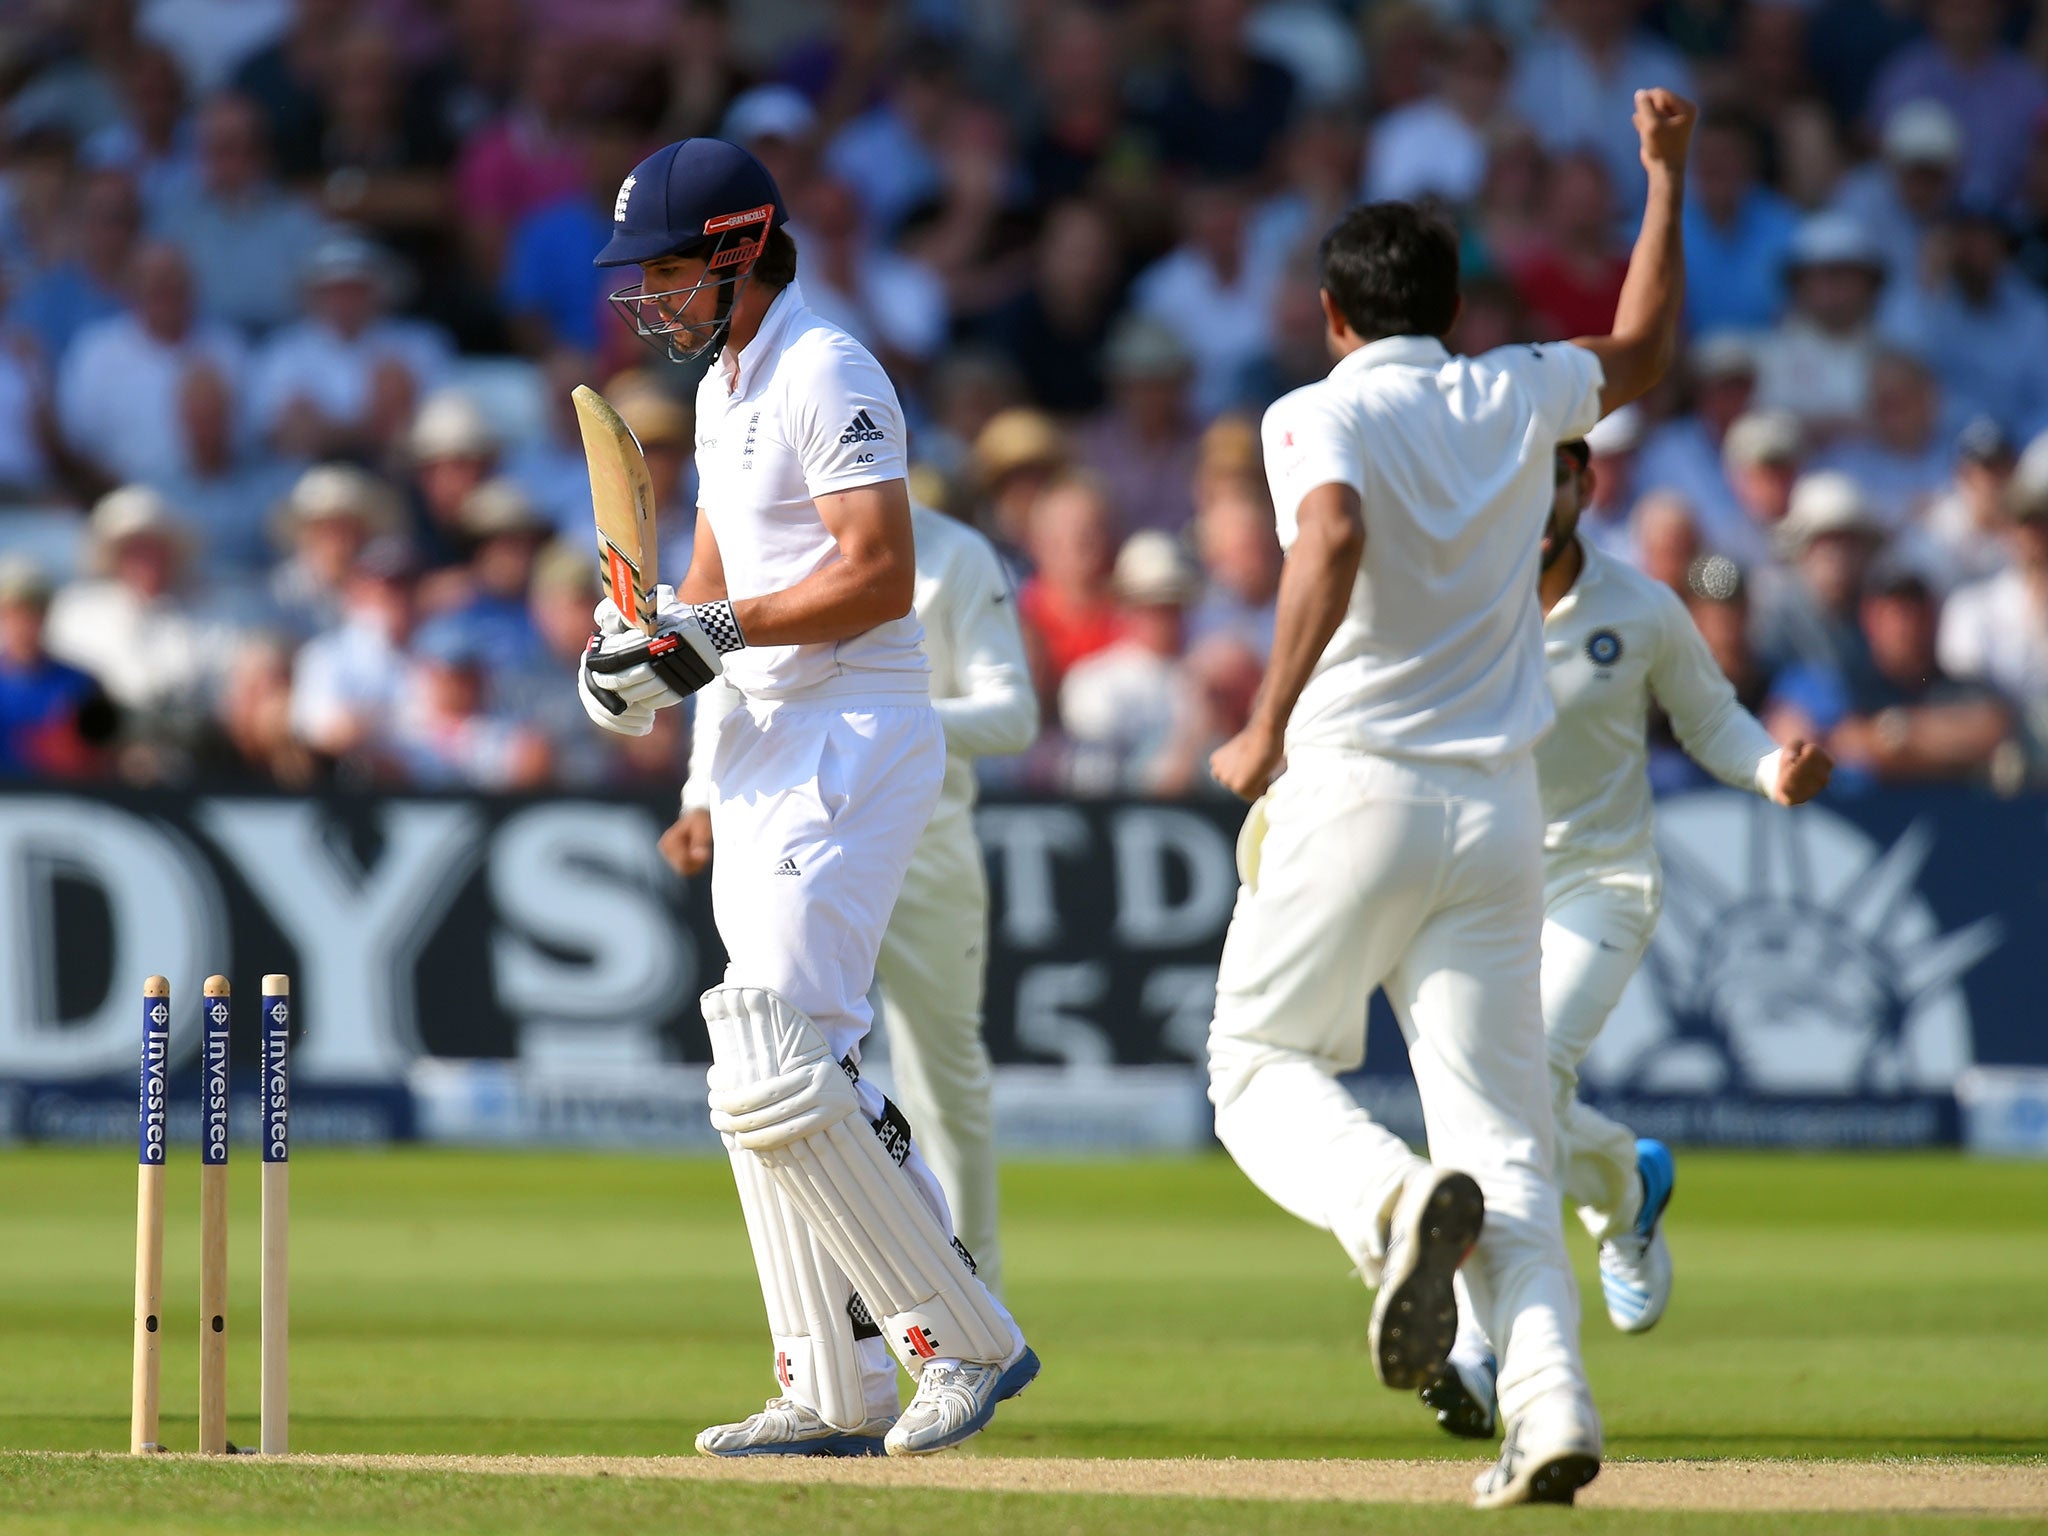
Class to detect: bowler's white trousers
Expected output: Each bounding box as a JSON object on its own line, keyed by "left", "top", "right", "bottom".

{"left": 875, "top": 802, "right": 1002, "bottom": 1293}
{"left": 706, "top": 695, "right": 1016, "bottom": 1417}
{"left": 1205, "top": 748, "right": 1593, "bottom": 1429}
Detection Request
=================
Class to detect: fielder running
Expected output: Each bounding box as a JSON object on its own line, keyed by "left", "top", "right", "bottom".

{"left": 1420, "top": 440, "right": 1832, "bottom": 1440}
{"left": 1203, "top": 91, "right": 1698, "bottom": 1507}
{"left": 577, "top": 137, "right": 1036, "bottom": 1457}
{"left": 663, "top": 500, "right": 1038, "bottom": 1295}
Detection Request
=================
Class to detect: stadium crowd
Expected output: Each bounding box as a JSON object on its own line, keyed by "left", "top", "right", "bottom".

{"left": 0, "top": 0, "right": 2045, "bottom": 796}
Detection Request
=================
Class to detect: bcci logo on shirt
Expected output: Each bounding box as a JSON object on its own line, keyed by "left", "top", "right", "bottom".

{"left": 1585, "top": 629, "right": 1623, "bottom": 668}
{"left": 1582, "top": 793, "right": 2000, "bottom": 1097}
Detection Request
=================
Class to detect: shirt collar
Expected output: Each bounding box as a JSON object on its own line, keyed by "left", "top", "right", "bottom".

{"left": 722, "top": 278, "right": 807, "bottom": 396}
{"left": 1547, "top": 536, "right": 1604, "bottom": 620}
{"left": 1329, "top": 333, "right": 1451, "bottom": 382}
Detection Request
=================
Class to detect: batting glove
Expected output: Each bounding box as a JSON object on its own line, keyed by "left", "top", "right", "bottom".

{"left": 583, "top": 588, "right": 741, "bottom": 710}
{"left": 578, "top": 634, "right": 658, "bottom": 736}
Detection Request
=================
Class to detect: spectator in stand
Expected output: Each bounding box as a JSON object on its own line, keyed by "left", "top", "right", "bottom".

{"left": 787, "top": 174, "right": 948, "bottom": 378}
{"left": 404, "top": 387, "right": 500, "bottom": 562}
{"left": 1867, "top": 0, "right": 2047, "bottom": 204}
{"left": 207, "top": 631, "right": 317, "bottom": 785}
{"left": 1636, "top": 331, "right": 1759, "bottom": 552}
{"left": 389, "top": 615, "right": 549, "bottom": 787}
{"left": 11, "top": 167, "right": 141, "bottom": 368}
{"left": 1754, "top": 470, "right": 1888, "bottom": 684}
{"left": 1234, "top": 247, "right": 1329, "bottom": 409}
{"left": 974, "top": 198, "right": 1124, "bottom": 417}
{"left": 83, "top": 43, "right": 194, "bottom": 217}
{"left": 1830, "top": 100, "right": 1965, "bottom": 298}
{"left": 1812, "top": 561, "right": 2013, "bottom": 785}
{"left": 45, "top": 485, "right": 223, "bottom": 729}
{"left": 1507, "top": 151, "right": 1627, "bottom": 341}
{"left": 57, "top": 240, "right": 247, "bottom": 490}
{"left": 304, "top": 23, "right": 456, "bottom": 244}
{"left": 503, "top": 352, "right": 613, "bottom": 535}
{"left": 508, "top": 537, "right": 613, "bottom": 786}
{"left": 718, "top": 85, "right": 818, "bottom": 204}
{"left": 972, "top": 407, "right": 1068, "bottom": 560}
{"left": 431, "top": 0, "right": 525, "bottom": 147}
{"left": 1019, "top": 2, "right": 1129, "bottom": 205}
{"left": 1576, "top": 406, "right": 1642, "bottom": 560}
{"left": 1939, "top": 442, "right": 2048, "bottom": 726}
{"left": 1075, "top": 316, "right": 1202, "bottom": 538}
{"left": 1904, "top": 417, "right": 2015, "bottom": 592}
{"left": 1884, "top": 199, "right": 2048, "bottom": 443}
{"left": 1060, "top": 529, "right": 1201, "bottom": 795}
{"left": 0, "top": 126, "right": 79, "bottom": 282}
{"left": 453, "top": 40, "right": 587, "bottom": 281}
{"left": 0, "top": 265, "right": 55, "bottom": 504}
{"left": 1509, "top": 0, "right": 1694, "bottom": 213}
{"left": 660, "top": 0, "right": 756, "bottom": 144}
{"left": 1138, "top": 0, "right": 1295, "bottom": 180}
{"left": 606, "top": 380, "right": 696, "bottom": 576}
{"left": 267, "top": 462, "right": 401, "bottom": 636}
{"left": 1755, "top": 212, "right": 1889, "bottom": 441}
{"left": 6, "top": 0, "right": 134, "bottom": 145}
{"left": 1364, "top": 25, "right": 1510, "bottom": 208}
{"left": 2015, "top": 120, "right": 2048, "bottom": 293}
{"left": 1632, "top": 492, "right": 1703, "bottom": 594}
{"left": 249, "top": 233, "right": 452, "bottom": 462}
{"left": 229, "top": 0, "right": 348, "bottom": 180}
{"left": 1017, "top": 469, "right": 1123, "bottom": 700}
{"left": 818, "top": 37, "right": 953, "bottom": 239}
{"left": 1187, "top": 469, "right": 1279, "bottom": 659}
{"left": 289, "top": 533, "right": 416, "bottom": 764}
{"left": 425, "top": 476, "right": 552, "bottom": 661}
{"left": 155, "top": 93, "right": 329, "bottom": 335}
{"left": 1683, "top": 111, "right": 1797, "bottom": 334}
{"left": 1815, "top": 350, "right": 1952, "bottom": 530}
{"left": 0, "top": 556, "right": 115, "bottom": 779}
{"left": 140, "top": 0, "right": 291, "bottom": 96}
{"left": 501, "top": 111, "right": 646, "bottom": 358}
{"left": 914, "top": 347, "right": 1023, "bottom": 490}
{"left": 1131, "top": 179, "right": 1283, "bottom": 418}
{"left": 1715, "top": 408, "right": 1806, "bottom": 569}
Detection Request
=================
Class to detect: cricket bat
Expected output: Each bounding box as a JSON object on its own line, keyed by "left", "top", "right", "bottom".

{"left": 572, "top": 384, "right": 659, "bottom": 635}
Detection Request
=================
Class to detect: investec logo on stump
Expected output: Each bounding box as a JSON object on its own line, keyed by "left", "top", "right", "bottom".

{"left": 138, "top": 996, "right": 169, "bottom": 1165}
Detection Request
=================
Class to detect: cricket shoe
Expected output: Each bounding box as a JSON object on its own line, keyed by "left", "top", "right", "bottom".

{"left": 1419, "top": 1349, "right": 1498, "bottom": 1440}
{"left": 883, "top": 1345, "right": 1041, "bottom": 1456}
{"left": 1599, "top": 1138, "right": 1675, "bottom": 1333}
{"left": 1370, "top": 1167, "right": 1485, "bottom": 1390}
{"left": 1471, "top": 1400, "right": 1602, "bottom": 1509}
{"left": 695, "top": 1398, "right": 892, "bottom": 1457}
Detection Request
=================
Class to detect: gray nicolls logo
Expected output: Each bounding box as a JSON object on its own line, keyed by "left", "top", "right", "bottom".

{"left": 1583, "top": 793, "right": 2001, "bottom": 1097}
{"left": 839, "top": 409, "right": 884, "bottom": 445}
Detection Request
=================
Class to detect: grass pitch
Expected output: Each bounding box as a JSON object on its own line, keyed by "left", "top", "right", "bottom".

{"left": 1, "top": 1148, "right": 2043, "bottom": 1532}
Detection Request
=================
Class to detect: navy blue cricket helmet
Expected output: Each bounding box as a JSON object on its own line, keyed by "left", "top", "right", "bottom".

{"left": 596, "top": 138, "right": 788, "bottom": 363}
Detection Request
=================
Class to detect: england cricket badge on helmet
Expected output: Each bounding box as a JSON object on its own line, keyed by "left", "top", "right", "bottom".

{"left": 596, "top": 138, "right": 788, "bottom": 363}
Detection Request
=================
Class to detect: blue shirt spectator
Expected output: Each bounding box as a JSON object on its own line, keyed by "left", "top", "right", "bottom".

{"left": 1683, "top": 116, "right": 1798, "bottom": 332}
{"left": 502, "top": 194, "right": 608, "bottom": 354}
{"left": 1867, "top": 0, "right": 2048, "bottom": 202}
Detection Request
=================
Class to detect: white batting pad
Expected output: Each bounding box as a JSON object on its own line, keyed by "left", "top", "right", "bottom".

{"left": 726, "top": 1144, "right": 881, "bottom": 1428}
{"left": 704, "top": 986, "right": 1015, "bottom": 1371}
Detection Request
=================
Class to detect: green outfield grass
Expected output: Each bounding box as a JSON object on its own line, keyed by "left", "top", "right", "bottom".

{"left": 1, "top": 1148, "right": 2043, "bottom": 1533}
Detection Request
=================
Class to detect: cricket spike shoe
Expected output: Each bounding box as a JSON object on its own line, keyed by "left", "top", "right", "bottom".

{"left": 883, "top": 1345, "right": 1041, "bottom": 1456}
{"left": 1471, "top": 1408, "right": 1602, "bottom": 1509}
{"left": 1420, "top": 1350, "right": 1499, "bottom": 1440}
{"left": 1371, "top": 1167, "right": 1485, "bottom": 1390}
{"left": 695, "top": 1398, "right": 892, "bottom": 1457}
{"left": 1599, "top": 1138, "right": 1676, "bottom": 1333}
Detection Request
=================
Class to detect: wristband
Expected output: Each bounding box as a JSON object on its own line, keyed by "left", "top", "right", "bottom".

{"left": 696, "top": 598, "right": 746, "bottom": 654}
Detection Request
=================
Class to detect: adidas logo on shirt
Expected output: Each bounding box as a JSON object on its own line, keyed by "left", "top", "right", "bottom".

{"left": 774, "top": 858, "right": 800, "bottom": 876}
{"left": 838, "top": 409, "right": 885, "bottom": 444}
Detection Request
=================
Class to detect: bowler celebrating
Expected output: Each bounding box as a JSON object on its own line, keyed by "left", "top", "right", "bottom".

{"left": 1420, "top": 443, "right": 1831, "bottom": 1440}
{"left": 578, "top": 138, "right": 1036, "bottom": 1457}
{"left": 1203, "top": 91, "right": 1698, "bottom": 1506}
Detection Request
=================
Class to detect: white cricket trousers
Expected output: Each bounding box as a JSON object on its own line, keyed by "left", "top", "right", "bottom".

{"left": 876, "top": 804, "right": 1002, "bottom": 1294}
{"left": 1541, "top": 872, "right": 1657, "bottom": 1242}
{"left": 1206, "top": 747, "right": 1593, "bottom": 1430}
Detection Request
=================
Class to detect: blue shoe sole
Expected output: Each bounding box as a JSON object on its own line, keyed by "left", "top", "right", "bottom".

{"left": 1635, "top": 1138, "right": 1676, "bottom": 1239}
{"left": 700, "top": 1432, "right": 889, "bottom": 1458}
{"left": 890, "top": 1347, "right": 1042, "bottom": 1456}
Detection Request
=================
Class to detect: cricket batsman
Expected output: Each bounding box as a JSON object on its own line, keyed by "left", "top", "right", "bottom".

{"left": 662, "top": 499, "right": 1038, "bottom": 1295}
{"left": 1419, "top": 440, "right": 1832, "bottom": 1440}
{"left": 1202, "top": 90, "right": 1698, "bottom": 1507}
{"left": 576, "top": 137, "right": 1037, "bottom": 1456}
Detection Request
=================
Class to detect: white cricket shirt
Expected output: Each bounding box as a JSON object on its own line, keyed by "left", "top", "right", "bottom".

{"left": 1262, "top": 335, "right": 1606, "bottom": 760}
{"left": 685, "top": 505, "right": 1037, "bottom": 815}
{"left": 1538, "top": 538, "right": 1781, "bottom": 876}
{"left": 693, "top": 279, "right": 928, "bottom": 702}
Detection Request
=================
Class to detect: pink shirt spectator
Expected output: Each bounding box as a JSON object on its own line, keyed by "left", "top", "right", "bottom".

{"left": 455, "top": 114, "right": 585, "bottom": 242}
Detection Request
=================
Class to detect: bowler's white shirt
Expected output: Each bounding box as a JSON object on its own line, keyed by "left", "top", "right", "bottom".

{"left": 693, "top": 279, "right": 927, "bottom": 703}
{"left": 1538, "top": 539, "right": 1779, "bottom": 877}
{"left": 686, "top": 504, "right": 1036, "bottom": 815}
{"left": 1261, "top": 335, "right": 1605, "bottom": 759}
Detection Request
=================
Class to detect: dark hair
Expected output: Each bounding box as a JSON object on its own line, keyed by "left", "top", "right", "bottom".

{"left": 1558, "top": 439, "right": 1591, "bottom": 470}
{"left": 1318, "top": 203, "right": 1461, "bottom": 341}
{"left": 753, "top": 225, "right": 798, "bottom": 287}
